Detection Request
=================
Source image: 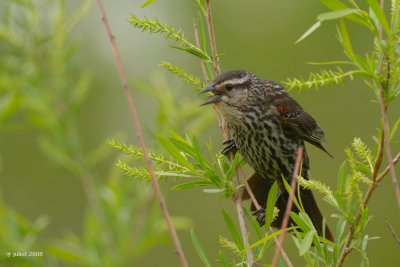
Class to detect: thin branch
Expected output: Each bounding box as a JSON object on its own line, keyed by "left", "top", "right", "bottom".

{"left": 385, "top": 221, "right": 400, "bottom": 247}
{"left": 94, "top": 1, "right": 188, "bottom": 267}
{"left": 205, "top": 0, "right": 220, "bottom": 74}
{"left": 376, "top": 152, "right": 400, "bottom": 183}
{"left": 272, "top": 146, "right": 304, "bottom": 267}
{"left": 379, "top": 87, "right": 400, "bottom": 208}
{"left": 377, "top": 0, "right": 400, "bottom": 209}
{"left": 193, "top": 20, "right": 209, "bottom": 83}
{"left": 233, "top": 188, "right": 255, "bottom": 266}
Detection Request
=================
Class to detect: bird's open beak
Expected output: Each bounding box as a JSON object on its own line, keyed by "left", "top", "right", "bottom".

{"left": 199, "top": 85, "right": 222, "bottom": 106}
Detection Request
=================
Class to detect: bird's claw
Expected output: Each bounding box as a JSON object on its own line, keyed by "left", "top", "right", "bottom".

{"left": 221, "top": 139, "right": 238, "bottom": 155}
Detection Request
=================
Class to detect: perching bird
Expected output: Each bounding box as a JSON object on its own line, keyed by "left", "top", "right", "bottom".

{"left": 200, "top": 70, "right": 334, "bottom": 241}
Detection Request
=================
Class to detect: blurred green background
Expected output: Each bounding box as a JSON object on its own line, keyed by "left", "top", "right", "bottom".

{"left": 0, "top": 0, "right": 399, "bottom": 266}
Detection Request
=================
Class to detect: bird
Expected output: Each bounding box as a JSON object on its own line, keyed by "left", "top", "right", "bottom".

{"left": 200, "top": 70, "right": 334, "bottom": 241}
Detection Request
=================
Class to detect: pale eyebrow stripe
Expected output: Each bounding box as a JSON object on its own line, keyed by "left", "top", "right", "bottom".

{"left": 219, "top": 77, "right": 248, "bottom": 86}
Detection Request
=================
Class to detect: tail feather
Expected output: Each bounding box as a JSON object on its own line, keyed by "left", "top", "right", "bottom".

{"left": 244, "top": 172, "right": 334, "bottom": 242}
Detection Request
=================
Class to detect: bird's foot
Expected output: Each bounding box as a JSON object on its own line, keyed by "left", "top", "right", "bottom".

{"left": 252, "top": 207, "right": 266, "bottom": 226}
{"left": 221, "top": 139, "right": 238, "bottom": 155}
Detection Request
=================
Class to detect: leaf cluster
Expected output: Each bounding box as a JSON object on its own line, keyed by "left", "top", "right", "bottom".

{"left": 110, "top": 133, "right": 240, "bottom": 198}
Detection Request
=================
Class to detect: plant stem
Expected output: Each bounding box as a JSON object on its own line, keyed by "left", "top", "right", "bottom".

{"left": 385, "top": 221, "right": 400, "bottom": 246}
{"left": 205, "top": 0, "right": 221, "bottom": 74}
{"left": 379, "top": 87, "right": 400, "bottom": 208}
{"left": 377, "top": 0, "right": 400, "bottom": 209}
{"left": 95, "top": 1, "right": 189, "bottom": 266}
{"left": 272, "top": 146, "right": 303, "bottom": 267}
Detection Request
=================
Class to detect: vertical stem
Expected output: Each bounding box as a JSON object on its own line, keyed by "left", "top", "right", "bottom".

{"left": 377, "top": 0, "right": 400, "bottom": 209}
{"left": 95, "top": 1, "right": 189, "bottom": 266}
{"left": 272, "top": 146, "right": 303, "bottom": 267}
{"left": 205, "top": 0, "right": 221, "bottom": 74}
{"left": 379, "top": 89, "right": 400, "bottom": 208}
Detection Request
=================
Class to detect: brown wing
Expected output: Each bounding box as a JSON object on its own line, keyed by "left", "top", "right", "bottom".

{"left": 272, "top": 95, "right": 333, "bottom": 158}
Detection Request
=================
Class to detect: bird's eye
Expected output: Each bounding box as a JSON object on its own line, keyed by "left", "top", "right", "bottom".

{"left": 226, "top": 84, "right": 234, "bottom": 91}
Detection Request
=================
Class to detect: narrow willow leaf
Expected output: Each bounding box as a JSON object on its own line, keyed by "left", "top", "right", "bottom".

{"left": 307, "top": 60, "right": 353, "bottom": 65}
{"left": 141, "top": 0, "right": 156, "bottom": 8}
{"left": 197, "top": 12, "right": 208, "bottom": 50}
{"left": 320, "top": 0, "right": 349, "bottom": 10}
{"left": 390, "top": 118, "right": 400, "bottom": 140}
{"left": 299, "top": 230, "right": 316, "bottom": 256}
{"left": 336, "top": 162, "right": 347, "bottom": 208}
{"left": 317, "top": 9, "right": 359, "bottom": 21}
{"left": 338, "top": 19, "right": 355, "bottom": 59}
{"left": 172, "top": 180, "right": 211, "bottom": 190}
{"left": 204, "top": 62, "right": 215, "bottom": 80}
{"left": 225, "top": 153, "right": 241, "bottom": 181}
{"left": 282, "top": 178, "right": 301, "bottom": 210}
{"left": 222, "top": 209, "right": 244, "bottom": 249}
{"left": 158, "top": 136, "right": 192, "bottom": 169}
{"left": 169, "top": 45, "right": 210, "bottom": 60}
{"left": 218, "top": 251, "right": 229, "bottom": 267}
{"left": 290, "top": 212, "right": 310, "bottom": 232}
{"left": 264, "top": 182, "right": 278, "bottom": 230}
{"left": 195, "top": 0, "right": 206, "bottom": 16}
{"left": 367, "top": 0, "right": 390, "bottom": 34}
{"left": 246, "top": 228, "right": 288, "bottom": 249}
{"left": 191, "top": 229, "right": 212, "bottom": 267}
{"left": 296, "top": 21, "right": 321, "bottom": 43}
{"left": 203, "top": 188, "right": 224, "bottom": 193}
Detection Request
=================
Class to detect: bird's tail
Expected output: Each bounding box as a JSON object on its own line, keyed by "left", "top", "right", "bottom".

{"left": 242, "top": 172, "right": 334, "bottom": 242}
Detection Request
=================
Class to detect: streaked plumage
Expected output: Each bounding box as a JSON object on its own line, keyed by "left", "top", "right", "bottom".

{"left": 201, "top": 70, "right": 333, "bottom": 241}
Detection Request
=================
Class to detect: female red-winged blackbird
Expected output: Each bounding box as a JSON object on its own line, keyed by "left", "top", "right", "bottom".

{"left": 201, "top": 70, "right": 334, "bottom": 241}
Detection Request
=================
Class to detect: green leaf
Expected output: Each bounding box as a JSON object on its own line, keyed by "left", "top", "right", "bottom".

{"left": 390, "top": 118, "right": 400, "bottom": 141}
{"left": 141, "top": 0, "right": 156, "bottom": 8}
{"left": 264, "top": 182, "right": 278, "bottom": 230}
{"left": 246, "top": 228, "right": 289, "bottom": 249}
{"left": 297, "top": 9, "right": 359, "bottom": 43}
{"left": 282, "top": 178, "right": 301, "bottom": 210}
{"left": 158, "top": 136, "right": 193, "bottom": 169}
{"left": 299, "top": 230, "right": 316, "bottom": 256}
{"left": 195, "top": 0, "right": 206, "bottom": 16}
{"left": 338, "top": 19, "right": 355, "bottom": 59}
{"left": 197, "top": 12, "right": 208, "bottom": 52}
{"left": 336, "top": 162, "right": 348, "bottom": 208}
{"left": 169, "top": 45, "right": 210, "bottom": 60}
{"left": 172, "top": 180, "right": 211, "bottom": 190}
{"left": 203, "top": 188, "right": 224, "bottom": 193}
{"left": 191, "top": 229, "right": 212, "bottom": 267}
{"left": 222, "top": 209, "right": 244, "bottom": 249}
{"left": 290, "top": 212, "right": 310, "bottom": 232}
{"left": 296, "top": 21, "right": 321, "bottom": 43}
{"left": 218, "top": 251, "right": 230, "bottom": 267}
{"left": 317, "top": 9, "right": 359, "bottom": 21}
{"left": 320, "top": 0, "right": 349, "bottom": 10}
{"left": 367, "top": 0, "right": 390, "bottom": 35}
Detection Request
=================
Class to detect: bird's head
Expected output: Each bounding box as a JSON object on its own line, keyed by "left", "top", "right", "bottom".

{"left": 199, "top": 70, "right": 255, "bottom": 113}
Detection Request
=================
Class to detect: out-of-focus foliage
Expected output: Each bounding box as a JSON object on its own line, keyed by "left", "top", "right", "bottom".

{"left": 0, "top": 1, "right": 201, "bottom": 266}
